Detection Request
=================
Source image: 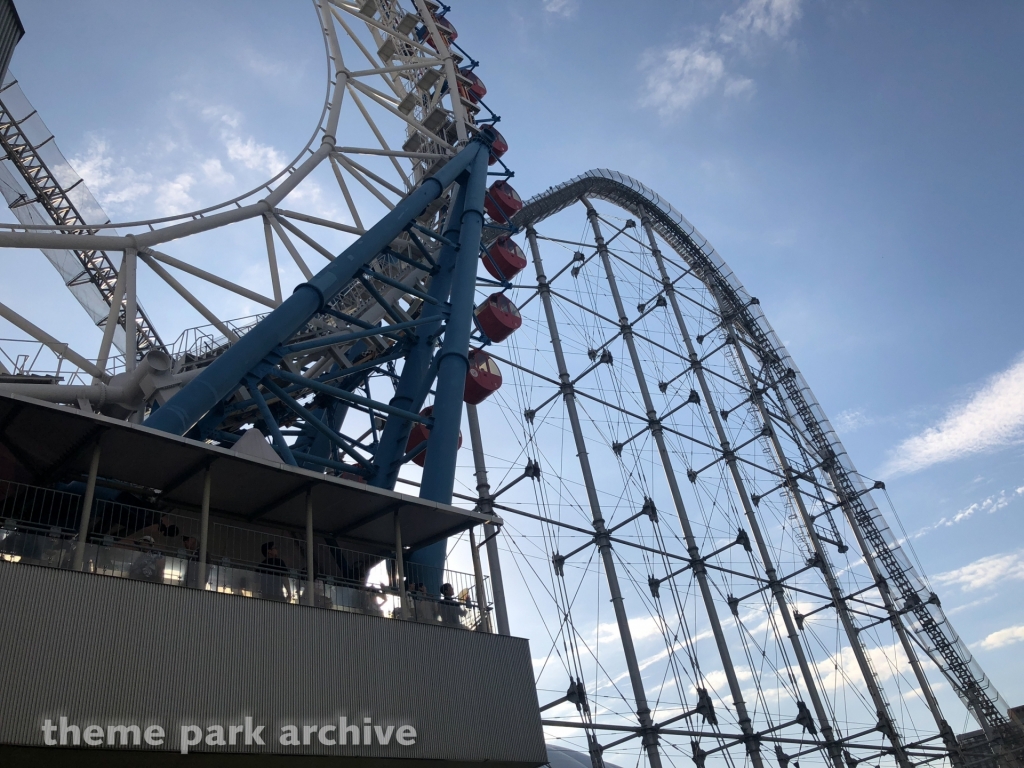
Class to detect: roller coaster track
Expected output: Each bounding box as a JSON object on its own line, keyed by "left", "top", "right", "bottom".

{"left": 0, "top": 79, "right": 162, "bottom": 356}
{"left": 513, "top": 168, "right": 1024, "bottom": 764}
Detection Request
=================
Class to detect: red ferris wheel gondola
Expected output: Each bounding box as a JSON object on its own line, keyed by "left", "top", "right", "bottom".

{"left": 484, "top": 180, "right": 523, "bottom": 222}
{"left": 459, "top": 67, "right": 487, "bottom": 103}
{"left": 479, "top": 125, "right": 507, "bottom": 166}
{"left": 405, "top": 406, "right": 462, "bottom": 467}
{"left": 475, "top": 292, "right": 522, "bottom": 343}
{"left": 481, "top": 236, "right": 527, "bottom": 281}
{"left": 463, "top": 348, "right": 502, "bottom": 405}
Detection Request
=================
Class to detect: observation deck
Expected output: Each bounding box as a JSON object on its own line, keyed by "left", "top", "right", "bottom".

{"left": 0, "top": 393, "right": 545, "bottom": 765}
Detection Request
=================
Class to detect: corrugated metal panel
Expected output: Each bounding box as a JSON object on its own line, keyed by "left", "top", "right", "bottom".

{"left": 0, "top": 0, "right": 23, "bottom": 83}
{"left": 0, "top": 562, "right": 546, "bottom": 763}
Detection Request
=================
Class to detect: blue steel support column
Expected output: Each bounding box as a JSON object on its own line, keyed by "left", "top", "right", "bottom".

{"left": 369, "top": 182, "right": 468, "bottom": 489}
{"left": 408, "top": 144, "right": 490, "bottom": 575}
{"left": 144, "top": 141, "right": 485, "bottom": 437}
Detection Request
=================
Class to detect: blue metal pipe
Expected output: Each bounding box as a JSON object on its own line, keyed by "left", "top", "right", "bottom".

{"left": 409, "top": 143, "right": 491, "bottom": 579}
{"left": 277, "top": 318, "right": 423, "bottom": 356}
{"left": 144, "top": 140, "right": 486, "bottom": 436}
{"left": 368, "top": 182, "right": 469, "bottom": 489}
{"left": 249, "top": 380, "right": 298, "bottom": 465}
{"left": 272, "top": 368, "right": 431, "bottom": 424}
{"left": 261, "top": 378, "right": 371, "bottom": 466}
{"left": 418, "top": 145, "right": 489, "bottom": 506}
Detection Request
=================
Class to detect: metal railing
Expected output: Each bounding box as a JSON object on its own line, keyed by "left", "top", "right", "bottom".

{"left": 0, "top": 478, "right": 491, "bottom": 630}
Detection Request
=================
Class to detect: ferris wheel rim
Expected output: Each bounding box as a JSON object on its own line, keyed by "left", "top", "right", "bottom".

{"left": 0, "top": 0, "right": 474, "bottom": 238}
{"left": 0, "top": 0, "right": 334, "bottom": 233}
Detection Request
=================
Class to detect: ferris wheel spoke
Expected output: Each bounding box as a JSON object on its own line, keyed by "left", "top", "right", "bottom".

{"left": 334, "top": 151, "right": 406, "bottom": 198}
{"left": 322, "top": 158, "right": 367, "bottom": 230}
{"left": 144, "top": 249, "right": 277, "bottom": 309}
{"left": 137, "top": 253, "right": 239, "bottom": 343}
{"left": 272, "top": 214, "right": 339, "bottom": 263}
{"left": 261, "top": 214, "right": 284, "bottom": 305}
{"left": 349, "top": 79, "right": 454, "bottom": 150}
{"left": 348, "top": 59, "right": 443, "bottom": 78}
{"left": 275, "top": 207, "right": 364, "bottom": 237}
{"left": 266, "top": 212, "right": 315, "bottom": 280}
{"left": 334, "top": 152, "right": 398, "bottom": 209}
{"left": 0, "top": 299, "right": 106, "bottom": 381}
{"left": 344, "top": 87, "right": 413, "bottom": 187}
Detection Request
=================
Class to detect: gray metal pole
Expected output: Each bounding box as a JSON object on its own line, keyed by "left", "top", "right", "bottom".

{"left": 468, "top": 526, "right": 491, "bottom": 632}
{"left": 123, "top": 247, "right": 137, "bottom": 376}
{"left": 466, "top": 402, "right": 510, "bottom": 636}
{"left": 528, "top": 226, "right": 663, "bottom": 768}
{"left": 94, "top": 255, "right": 127, "bottom": 383}
{"left": 197, "top": 467, "right": 211, "bottom": 590}
{"left": 631, "top": 211, "right": 844, "bottom": 768}
{"left": 305, "top": 490, "right": 315, "bottom": 607}
{"left": 702, "top": 276, "right": 910, "bottom": 768}
{"left": 72, "top": 442, "right": 102, "bottom": 572}
{"left": 583, "top": 205, "right": 765, "bottom": 768}
{"left": 394, "top": 511, "right": 407, "bottom": 619}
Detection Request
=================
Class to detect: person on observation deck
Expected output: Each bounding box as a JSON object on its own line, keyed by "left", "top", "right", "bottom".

{"left": 438, "top": 582, "right": 466, "bottom": 626}
{"left": 180, "top": 535, "right": 201, "bottom": 588}
{"left": 128, "top": 535, "right": 165, "bottom": 583}
{"left": 259, "top": 541, "right": 290, "bottom": 602}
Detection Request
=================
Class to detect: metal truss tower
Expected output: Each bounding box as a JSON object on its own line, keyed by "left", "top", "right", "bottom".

{"left": 0, "top": 3, "right": 1019, "bottom": 768}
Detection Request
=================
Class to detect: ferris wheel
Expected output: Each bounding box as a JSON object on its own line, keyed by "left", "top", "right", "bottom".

{"left": 0, "top": 3, "right": 1019, "bottom": 768}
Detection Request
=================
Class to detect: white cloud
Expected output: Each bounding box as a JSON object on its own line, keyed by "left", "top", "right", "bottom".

{"left": 976, "top": 625, "right": 1024, "bottom": 651}
{"left": 641, "top": 47, "right": 726, "bottom": 115}
{"left": 724, "top": 77, "right": 756, "bottom": 99}
{"left": 542, "top": 0, "right": 577, "bottom": 17}
{"left": 883, "top": 354, "right": 1024, "bottom": 476}
{"left": 694, "top": 666, "right": 753, "bottom": 696}
{"left": 225, "top": 135, "right": 286, "bottom": 176}
{"left": 913, "top": 486, "right": 1023, "bottom": 538}
{"left": 200, "top": 157, "right": 235, "bottom": 187}
{"left": 69, "top": 137, "right": 153, "bottom": 213}
{"left": 718, "top": 0, "right": 802, "bottom": 47}
{"left": 640, "top": 0, "right": 802, "bottom": 115}
{"left": 945, "top": 594, "right": 996, "bottom": 616}
{"left": 154, "top": 173, "right": 197, "bottom": 216}
{"left": 933, "top": 551, "right": 1024, "bottom": 592}
{"left": 813, "top": 642, "right": 907, "bottom": 691}
{"left": 835, "top": 407, "right": 872, "bottom": 433}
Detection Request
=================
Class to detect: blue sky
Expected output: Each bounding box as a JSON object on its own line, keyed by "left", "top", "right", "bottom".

{"left": 4, "top": 0, "right": 1024, "bottom": 724}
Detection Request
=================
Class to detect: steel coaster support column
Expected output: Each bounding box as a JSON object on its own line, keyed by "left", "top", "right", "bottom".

{"left": 144, "top": 140, "right": 486, "bottom": 437}
{"left": 743, "top": 343, "right": 961, "bottom": 753}
{"left": 305, "top": 490, "right": 315, "bottom": 607}
{"left": 633, "top": 212, "right": 844, "bottom": 767}
{"left": 467, "top": 402, "right": 510, "bottom": 636}
{"left": 668, "top": 281, "right": 908, "bottom": 763}
{"left": 834, "top": 480, "right": 966, "bottom": 767}
{"left": 727, "top": 332, "right": 919, "bottom": 767}
{"left": 800, "top": 440, "right": 968, "bottom": 764}
{"left": 72, "top": 441, "right": 102, "bottom": 572}
{"left": 370, "top": 183, "right": 468, "bottom": 489}
{"left": 528, "top": 225, "right": 663, "bottom": 768}
{"left": 584, "top": 205, "right": 761, "bottom": 768}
